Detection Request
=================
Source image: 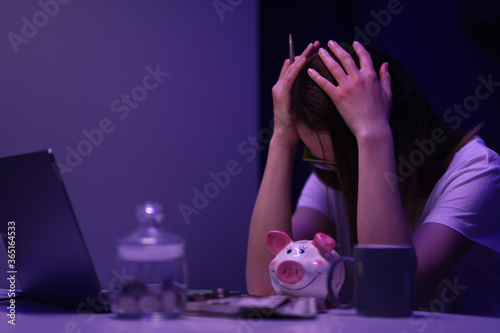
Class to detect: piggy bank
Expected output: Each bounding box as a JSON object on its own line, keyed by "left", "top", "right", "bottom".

{"left": 267, "top": 230, "right": 345, "bottom": 300}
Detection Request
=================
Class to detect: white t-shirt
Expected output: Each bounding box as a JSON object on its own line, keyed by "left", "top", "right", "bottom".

{"left": 296, "top": 136, "right": 500, "bottom": 316}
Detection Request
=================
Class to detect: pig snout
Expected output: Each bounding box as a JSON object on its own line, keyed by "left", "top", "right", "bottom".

{"left": 277, "top": 260, "right": 305, "bottom": 284}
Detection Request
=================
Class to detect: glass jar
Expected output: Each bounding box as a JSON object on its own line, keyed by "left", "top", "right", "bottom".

{"left": 110, "top": 202, "right": 188, "bottom": 319}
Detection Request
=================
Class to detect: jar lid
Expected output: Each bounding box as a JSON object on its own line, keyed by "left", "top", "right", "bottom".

{"left": 118, "top": 201, "right": 185, "bottom": 249}
{"left": 118, "top": 243, "right": 184, "bottom": 261}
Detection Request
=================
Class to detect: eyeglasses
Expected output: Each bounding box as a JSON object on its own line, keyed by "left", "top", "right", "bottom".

{"left": 302, "top": 146, "right": 337, "bottom": 172}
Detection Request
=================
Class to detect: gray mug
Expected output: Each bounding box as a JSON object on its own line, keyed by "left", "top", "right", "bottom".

{"left": 327, "top": 244, "right": 415, "bottom": 317}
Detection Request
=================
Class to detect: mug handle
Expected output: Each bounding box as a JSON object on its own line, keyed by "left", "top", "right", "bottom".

{"left": 327, "top": 256, "right": 355, "bottom": 309}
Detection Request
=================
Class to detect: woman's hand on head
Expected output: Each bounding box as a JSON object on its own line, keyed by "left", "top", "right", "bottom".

{"left": 271, "top": 41, "right": 320, "bottom": 146}
{"left": 307, "top": 41, "right": 392, "bottom": 140}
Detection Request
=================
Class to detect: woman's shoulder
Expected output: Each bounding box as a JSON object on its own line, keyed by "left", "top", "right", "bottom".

{"left": 422, "top": 136, "right": 500, "bottom": 250}
{"left": 430, "top": 135, "right": 500, "bottom": 201}
{"left": 448, "top": 136, "right": 500, "bottom": 172}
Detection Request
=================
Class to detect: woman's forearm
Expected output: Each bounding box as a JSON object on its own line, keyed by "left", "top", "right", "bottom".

{"left": 356, "top": 129, "right": 412, "bottom": 245}
{"left": 245, "top": 137, "right": 297, "bottom": 295}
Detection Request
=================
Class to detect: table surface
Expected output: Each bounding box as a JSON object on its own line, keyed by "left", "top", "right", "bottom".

{"left": 2, "top": 300, "right": 500, "bottom": 333}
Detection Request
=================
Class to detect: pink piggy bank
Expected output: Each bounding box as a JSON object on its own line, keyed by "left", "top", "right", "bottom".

{"left": 267, "top": 230, "right": 345, "bottom": 300}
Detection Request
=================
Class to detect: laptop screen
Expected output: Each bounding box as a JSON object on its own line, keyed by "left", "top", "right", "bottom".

{"left": 0, "top": 149, "right": 104, "bottom": 309}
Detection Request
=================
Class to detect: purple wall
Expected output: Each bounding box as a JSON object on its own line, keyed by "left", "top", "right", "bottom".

{"left": 0, "top": 0, "right": 258, "bottom": 293}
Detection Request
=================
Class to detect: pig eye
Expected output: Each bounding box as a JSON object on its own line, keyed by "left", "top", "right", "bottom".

{"left": 298, "top": 245, "right": 306, "bottom": 254}
{"left": 286, "top": 247, "right": 292, "bottom": 254}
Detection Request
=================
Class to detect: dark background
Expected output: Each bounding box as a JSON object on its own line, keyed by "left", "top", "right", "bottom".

{"left": 259, "top": 0, "right": 500, "bottom": 207}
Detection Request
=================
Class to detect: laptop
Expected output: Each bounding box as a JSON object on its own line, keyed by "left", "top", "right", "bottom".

{"left": 0, "top": 149, "right": 110, "bottom": 311}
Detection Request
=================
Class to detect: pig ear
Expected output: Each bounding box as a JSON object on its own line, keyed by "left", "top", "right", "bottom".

{"left": 266, "top": 230, "right": 292, "bottom": 255}
{"left": 312, "top": 233, "right": 336, "bottom": 254}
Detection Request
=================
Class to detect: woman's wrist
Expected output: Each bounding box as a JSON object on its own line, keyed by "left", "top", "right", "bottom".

{"left": 270, "top": 134, "right": 300, "bottom": 152}
{"left": 355, "top": 123, "right": 393, "bottom": 147}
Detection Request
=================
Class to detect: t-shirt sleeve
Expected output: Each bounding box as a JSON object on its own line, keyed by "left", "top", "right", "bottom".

{"left": 296, "top": 172, "right": 352, "bottom": 256}
{"left": 422, "top": 143, "right": 500, "bottom": 253}
{"left": 296, "top": 173, "right": 330, "bottom": 216}
{"left": 296, "top": 172, "right": 346, "bottom": 220}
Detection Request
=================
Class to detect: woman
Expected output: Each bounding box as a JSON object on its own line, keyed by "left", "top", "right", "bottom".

{"left": 246, "top": 40, "right": 500, "bottom": 316}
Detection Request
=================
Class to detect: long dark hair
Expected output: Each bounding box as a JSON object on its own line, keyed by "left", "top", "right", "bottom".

{"left": 290, "top": 44, "right": 474, "bottom": 247}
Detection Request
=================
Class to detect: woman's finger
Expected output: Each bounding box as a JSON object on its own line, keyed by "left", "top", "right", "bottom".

{"left": 300, "top": 41, "right": 321, "bottom": 58}
{"left": 352, "top": 41, "right": 376, "bottom": 73}
{"left": 327, "top": 40, "right": 359, "bottom": 76}
{"left": 284, "top": 56, "right": 307, "bottom": 88}
{"left": 277, "top": 41, "right": 317, "bottom": 82}
{"left": 277, "top": 58, "right": 291, "bottom": 81}
{"left": 307, "top": 67, "right": 338, "bottom": 99}
{"left": 379, "top": 62, "right": 392, "bottom": 100}
{"left": 317, "top": 47, "right": 347, "bottom": 86}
